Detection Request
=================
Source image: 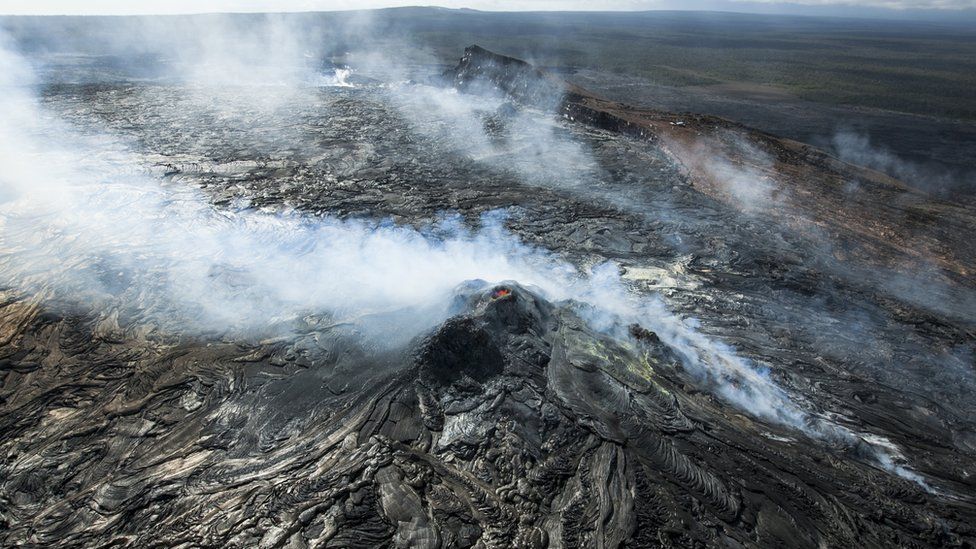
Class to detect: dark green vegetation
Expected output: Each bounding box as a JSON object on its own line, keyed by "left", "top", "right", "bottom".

{"left": 399, "top": 10, "right": 976, "bottom": 122}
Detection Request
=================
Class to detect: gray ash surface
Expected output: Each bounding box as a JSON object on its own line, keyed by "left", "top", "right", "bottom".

{"left": 1, "top": 46, "right": 975, "bottom": 548}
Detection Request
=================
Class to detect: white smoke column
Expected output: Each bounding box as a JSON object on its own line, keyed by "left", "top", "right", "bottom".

{"left": 667, "top": 130, "right": 781, "bottom": 213}
{"left": 572, "top": 263, "right": 930, "bottom": 488}
{"left": 0, "top": 33, "right": 564, "bottom": 343}
{"left": 316, "top": 67, "right": 355, "bottom": 88}
{"left": 388, "top": 83, "right": 601, "bottom": 192}
{"left": 832, "top": 130, "right": 969, "bottom": 196}
{"left": 0, "top": 36, "right": 926, "bottom": 488}
{"left": 174, "top": 14, "right": 313, "bottom": 88}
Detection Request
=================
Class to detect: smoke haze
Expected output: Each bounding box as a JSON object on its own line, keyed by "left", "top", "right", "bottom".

{"left": 0, "top": 24, "right": 933, "bottom": 487}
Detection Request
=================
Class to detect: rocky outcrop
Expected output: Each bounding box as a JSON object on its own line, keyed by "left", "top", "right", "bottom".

{"left": 446, "top": 45, "right": 976, "bottom": 283}
{"left": 445, "top": 44, "right": 660, "bottom": 140}
{"left": 3, "top": 280, "right": 974, "bottom": 547}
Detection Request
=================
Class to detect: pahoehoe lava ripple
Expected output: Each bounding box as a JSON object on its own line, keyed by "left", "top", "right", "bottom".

{"left": 1, "top": 42, "right": 975, "bottom": 548}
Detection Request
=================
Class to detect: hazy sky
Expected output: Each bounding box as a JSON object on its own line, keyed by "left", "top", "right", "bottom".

{"left": 0, "top": 0, "right": 973, "bottom": 15}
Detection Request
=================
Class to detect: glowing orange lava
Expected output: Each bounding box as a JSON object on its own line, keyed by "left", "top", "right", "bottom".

{"left": 492, "top": 288, "right": 511, "bottom": 299}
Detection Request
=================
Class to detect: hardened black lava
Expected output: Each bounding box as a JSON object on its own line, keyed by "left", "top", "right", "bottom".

{"left": 1, "top": 46, "right": 975, "bottom": 548}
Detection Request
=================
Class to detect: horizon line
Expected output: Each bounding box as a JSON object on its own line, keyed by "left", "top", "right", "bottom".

{"left": 2, "top": 4, "right": 976, "bottom": 20}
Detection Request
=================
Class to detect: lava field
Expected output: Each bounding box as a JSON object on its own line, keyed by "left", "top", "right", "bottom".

{"left": 1, "top": 40, "right": 975, "bottom": 548}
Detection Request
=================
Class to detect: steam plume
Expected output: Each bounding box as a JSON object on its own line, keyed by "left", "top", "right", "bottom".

{"left": 0, "top": 32, "right": 927, "bottom": 487}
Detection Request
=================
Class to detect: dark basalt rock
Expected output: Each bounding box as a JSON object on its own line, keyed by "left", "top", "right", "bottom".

{"left": 445, "top": 44, "right": 660, "bottom": 140}
{"left": 2, "top": 45, "right": 976, "bottom": 548}
{"left": 417, "top": 316, "right": 504, "bottom": 385}
{"left": 3, "top": 273, "right": 975, "bottom": 547}
{"left": 445, "top": 45, "right": 568, "bottom": 110}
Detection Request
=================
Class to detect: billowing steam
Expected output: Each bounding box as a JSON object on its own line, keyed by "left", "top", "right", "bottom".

{"left": 0, "top": 33, "right": 926, "bottom": 487}
{"left": 832, "top": 130, "right": 973, "bottom": 197}
{"left": 388, "top": 83, "right": 601, "bottom": 192}
{"left": 316, "top": 67, "right": 354, "bottom": 87}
